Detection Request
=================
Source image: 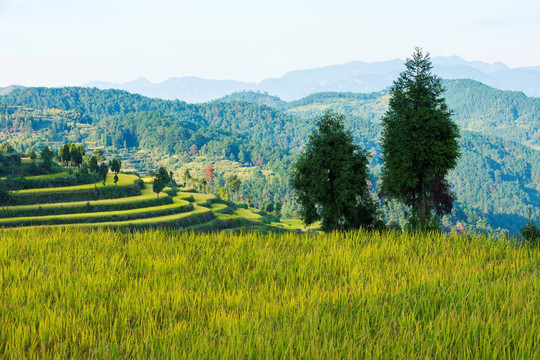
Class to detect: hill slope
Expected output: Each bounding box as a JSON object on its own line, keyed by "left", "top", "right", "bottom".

{"left": 1, "top": 84, "right": 539, "bottom": 233}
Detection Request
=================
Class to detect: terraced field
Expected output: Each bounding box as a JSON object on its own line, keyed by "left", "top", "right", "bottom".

{"left": 1, "top": 170, "right": 319, "bottom": 232}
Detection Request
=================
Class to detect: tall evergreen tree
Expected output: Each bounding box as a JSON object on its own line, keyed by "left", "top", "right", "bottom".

{"left": 291, "top": 110, "right": 379, "bottom": 232}
{"left": 99, "top": 163, "right": 109, "bottom": 186}
{"left": 380, "top": 48, "right": 460, "bottom": 227}
{"left": 182, "top": 169, "right": 192, "bottom": 187}
{"left": 227, "top": 175, "right": 241, "bottom": 201}
{"left": 109, "top": 157, "right": 122, "bottom": 187}
{"left": 152, "top": 167, "right": 170, "bottom": 199}
{"left": 86, "top": 155, "right": 100, "bottom": 189}
{"left": 40, "top": 146, "right": 54, "bottom": 170}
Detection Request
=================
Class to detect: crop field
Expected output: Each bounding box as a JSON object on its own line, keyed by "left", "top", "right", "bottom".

{"left": 0, "top": 167, "right": 306, "bottom": 231}
{"left": 0, "top": 228, "right": 539, "bottom": 358}
{"left": 15, "top": 173, "right": 138, "bottom": 194}
{"left": 3, "top": 188, "right": 172, "bottom": 217}
{"left": 0, "top": 193, "right": 192, "bottom": 227}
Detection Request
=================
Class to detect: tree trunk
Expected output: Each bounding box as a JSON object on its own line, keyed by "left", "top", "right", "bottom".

{"left": 418, "top": 180, "right": 426, "bottom": 225}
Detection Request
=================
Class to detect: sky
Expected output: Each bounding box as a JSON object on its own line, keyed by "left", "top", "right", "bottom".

{"left": 0, "top": 0, "right": 539, "bottom": 87}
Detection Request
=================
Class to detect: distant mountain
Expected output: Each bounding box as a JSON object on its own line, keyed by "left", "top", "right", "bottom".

{"left": 86, "top": 77, "right": 256, "bottom": 103}
{"left": 0, "top": 85, "right": 25, "bottom": 96}
{"left": 83, "top": 56, "right": 540, "bottom": 102}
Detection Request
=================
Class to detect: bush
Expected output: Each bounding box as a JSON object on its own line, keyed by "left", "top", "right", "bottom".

{"left": 520, "top": 209, "right": 540, "bottom": 246}
{"left": 134, "top": 179, "right": 145, "bottom": 190}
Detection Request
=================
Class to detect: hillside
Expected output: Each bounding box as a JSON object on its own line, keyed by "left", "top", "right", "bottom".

{"left": 218, "top": 83, "right": 540, "bottom": 233}
{"left": 1, "top": 83, "right": 539, "bottom": 233}
{"left": 0, "top": 161, "right": 313, "bottom": 232}
{"left": 1, "top": 228, "right": 539, "bottom": 358}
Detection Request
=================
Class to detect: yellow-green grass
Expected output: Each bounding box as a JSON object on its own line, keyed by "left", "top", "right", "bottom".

{"left": 235, "top": 208, "right": 262, "bottom": 221}
{"left": 214, "top": 212, "right": 238, "bottom": 220}
{"left": 1, "top": 171, "right": 67, "bottom": 181}
{"left": 20, "top": 171, "right": 68, "bottom": 180}
{"left": 14, "top": 173, "right": 138, "bottom": 194}
{"left": 191, "top": 192, "right": 215, "bottom": 205}
{"left": 213, "top": 207, "right": 259, "bottom": 222}
{"left": 0, "top": 193, "right": 193, "bottom": 227}
{"left": 280, "top": 219, "right": 321, "bottom": 231}
{"left": 65, "top": 204, "right": 213, "bottom": 228}
{"left": 5, "top": 187, "right": 168, "bottom": 214}
{"left": 210, "top": 203, "right": 228, "bottom": 212}
{"left": 1, "top": 228, "right": 539, "bottom": 358}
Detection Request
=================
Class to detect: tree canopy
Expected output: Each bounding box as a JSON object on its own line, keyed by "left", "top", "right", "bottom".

{"left": 152, "top": 167, "right": 170, "bottom": 198}
{"left": 291, "top": 110, "right": 380, "bottom": 232}
{"left": 380, "top": 48, "right": 460, "bottom": 227}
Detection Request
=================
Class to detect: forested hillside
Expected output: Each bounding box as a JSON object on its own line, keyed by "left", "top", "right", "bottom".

{"left": 221, "top": 82, "right": 540, "bottom": 233}
{"left": 1, "top": 82, "right": 539, "bottom": 233}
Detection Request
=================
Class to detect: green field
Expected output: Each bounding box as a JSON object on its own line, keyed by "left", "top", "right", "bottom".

{"left": 0, "top": 167, "right": 303, "bottom": 231}
{"left": 0, "top": 193, "right": 192, "bottom": 227}
{"left": 0, "top": 228, "right": 538, "bottom": 358}
{"left": 1, "top": 171, "right": 67, "bottom": 180}
{"left": 14, "top": 173, "right": 138, "bottom": 194}
{"left": 4, "top": 187, "right": 170, "bottom": 216}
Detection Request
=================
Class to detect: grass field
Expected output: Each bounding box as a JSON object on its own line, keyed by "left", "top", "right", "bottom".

{"left": 4, "top": 187, "right": 168, "bottom": 214}
{"left": 0, "top": 170, "right": 299, "bottom": 231}
{"left": 14, "top": 173, "right": 138, "bottom": 194}
{"left": 1, "top": 171, "right": 68, "bottom": 180}
{"left": 2, "top": 161, "right": 303, "bottom": 231}
{"left": 1, "top": 228, "right": 538, "bottom": 358}
{"left": 0, "top": 193, "right": 192, "bottom": 227}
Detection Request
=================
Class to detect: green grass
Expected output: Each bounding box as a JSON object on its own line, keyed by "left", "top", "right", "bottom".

{"left": 1, "top": 171, "right": 67, "bottom": 181}
{"left": 3, "top": 187, "right": 168, "bottom": 216}
{"left": 1, "top": 228, "right": 539, "bottom": 358}
{"left": 66, "top": 204, "right": 213, "bottom": 227}
{"left": 14, "top": 173, "right": 138, "bottom": 194}
{"left": 0, "top": 193, "right": 192, "bottom": 227}
{"left": 21, "top": 171, "right": 68, "bottom": 180}
{"left": 210, "top": 203, "right": 228, "bottom": 212}
{"left": 281, "top": 218, "right": 321, "bottom": 231}
{"left": 191, "top": 192, "right": 216, "bottom": 205}
{"left": 235, "top": 208, "right": 262, "bottom": 220}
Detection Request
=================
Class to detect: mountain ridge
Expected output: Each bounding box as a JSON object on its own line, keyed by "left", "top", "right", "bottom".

{"left": 81, "top": 56, "right": 540, "bottom": 102}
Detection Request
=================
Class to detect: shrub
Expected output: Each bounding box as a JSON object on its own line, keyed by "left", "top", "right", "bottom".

{"left": 134, "top": 179, "right": 145, "bottom": 190}
{"left": 520, "top": 209, "right": 540, "bottom": 246}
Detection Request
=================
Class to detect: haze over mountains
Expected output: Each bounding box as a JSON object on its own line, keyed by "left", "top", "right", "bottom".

{"left": 83, "top": 56, "right": 540, "bottom": 103}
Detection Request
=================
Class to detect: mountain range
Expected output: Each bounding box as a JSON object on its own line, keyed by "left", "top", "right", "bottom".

{"left": 82, "top": 56, "right": 540, "bottom": 102}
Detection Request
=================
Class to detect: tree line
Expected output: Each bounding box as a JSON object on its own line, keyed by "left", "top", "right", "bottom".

{"left": 292, "top": 48, "right": 460, "bottom": 232}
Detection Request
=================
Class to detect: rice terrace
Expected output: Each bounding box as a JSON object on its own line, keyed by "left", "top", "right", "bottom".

{"left": 2, "top": 0, "right": 540, "bottom": 357}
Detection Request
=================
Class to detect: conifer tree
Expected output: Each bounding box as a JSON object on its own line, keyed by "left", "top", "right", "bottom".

{"left": 109, "top": 157, "right": 122, "bottom": 187}
{"left": 380, "top": 48, "right": 460, "bottom": 227}
{"left": 291, "top": 110, "right": 379, "bottom": 232}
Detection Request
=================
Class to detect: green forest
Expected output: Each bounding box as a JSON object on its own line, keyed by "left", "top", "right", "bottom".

{"left": 1, "top": 78, "right": 539, "bottom": 233}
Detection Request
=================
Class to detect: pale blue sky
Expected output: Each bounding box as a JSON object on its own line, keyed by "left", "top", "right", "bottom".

{"left": 0, "top": 0, "right": 539, "bottom": 86}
